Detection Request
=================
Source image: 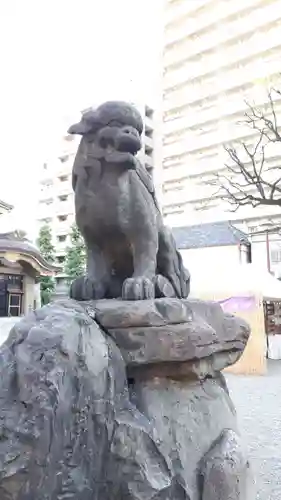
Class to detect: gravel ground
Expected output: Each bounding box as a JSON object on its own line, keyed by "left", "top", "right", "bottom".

{"left": 226, "top": 361, "right": 281, "bottom": 500}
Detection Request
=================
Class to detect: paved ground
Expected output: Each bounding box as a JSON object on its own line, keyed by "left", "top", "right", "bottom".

{"left": 0, "top": 317, "right": 21, "bottom": 344}
{"left": 226, "top": 361, "right": 281, "bottom": 500}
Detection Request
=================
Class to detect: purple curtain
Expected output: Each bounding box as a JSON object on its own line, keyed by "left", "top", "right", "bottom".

{"left": 217, "top": 296, "right": 256, "bottom": 312}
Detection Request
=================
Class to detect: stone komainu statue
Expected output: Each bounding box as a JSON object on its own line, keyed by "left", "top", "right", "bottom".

{"left": 0, "top": 101, "right": 252, "bottom": 500}
{"left": 68, "top": 101, "right": 190, "bottom": 301}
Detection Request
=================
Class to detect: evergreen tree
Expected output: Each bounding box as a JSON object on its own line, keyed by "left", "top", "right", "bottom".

{"left": 36, "top": 224, "right": 55, "bottom": 305}
{"left": 64, "top": 223, "right": 86, "bottom": 282}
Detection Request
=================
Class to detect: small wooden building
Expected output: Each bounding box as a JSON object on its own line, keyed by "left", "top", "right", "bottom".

{"left": 0, "top": 231, "right": 58, "bottom": 317}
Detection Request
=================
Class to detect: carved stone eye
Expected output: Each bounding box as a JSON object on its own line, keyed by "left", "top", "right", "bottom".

{"left": 108, "top": 120, "right": 122, "bottom": 128}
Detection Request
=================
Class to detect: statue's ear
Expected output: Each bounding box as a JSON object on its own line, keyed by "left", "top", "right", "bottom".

{"left": 68, "top": 122, "right": 91, "bottom": 135}
{"left": 68, "top": 109, "right": 99, "bottom": 136}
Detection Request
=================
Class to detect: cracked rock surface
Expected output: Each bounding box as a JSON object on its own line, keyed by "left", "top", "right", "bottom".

{"left": 0, "top": 298, "right": 253, "bottom": 499}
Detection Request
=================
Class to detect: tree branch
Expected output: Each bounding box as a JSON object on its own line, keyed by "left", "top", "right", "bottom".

{"left": 205, "top": 86, "right": 281, "bottom": 211}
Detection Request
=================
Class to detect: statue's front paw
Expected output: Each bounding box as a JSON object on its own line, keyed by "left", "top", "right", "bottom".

{"left": 122, "top": 277, "right": 155, "bottom": 300}
{"left": 69, "top": 276, "right": 105, "bottom": 301}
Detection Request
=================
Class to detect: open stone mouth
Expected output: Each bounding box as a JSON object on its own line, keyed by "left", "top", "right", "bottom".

{"left": 87, "top": 149, "right": 136, "bottom": 166}
{"left": 115, "top": 133, "right": 141, "bottom": 155}
{"left": 104, "top": 149, "right": 137, "bottom": 166}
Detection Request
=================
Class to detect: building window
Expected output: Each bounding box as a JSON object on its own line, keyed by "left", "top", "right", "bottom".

{"left": 7, "top": 274, "right": 23, "bottom": 291}
{"left": 145, "top": 105, "right": 153, "bottom": 118}
{"left": 41, "top": 182, "right": 52, "bottom": 191}
{"left": 58, "top": 175, "right": 68, "bottom": 182}
{"left": 58, "top": 195, "right": 68, "bottom": 202}
{"left": 163, "top": 202, "right": 186, "bottom": 215}
{"left": 58, "top": 235, "right": 67, "bottom": 242}
{"left": 64, "top": 134, "right": 74, "bottom": 142}
{"left": 145, "top": 145, "right": 153, "bottom": 156}
{"left": 40, "top": 198, "right": 53, "bottom": 206}
{"left": 145, "top": 127, "right": 153, "bottom": 138}
{"left": 163, "top": 180, "right": 184, "bottom": 193}
{"left": 163, "top": 209, "right": 184, "bottom": 217}
{"left": 271, "top": 250, "right": 281, "bottom": 264}
{"left": 57, "top": 256, "right": 65, "bottom": 264}
{"left": 58, "top": 215, "right": 67, "bottom": 222}
{"left": 8, "top": 293, "right": 22, "bottom": 317}
{"left": 59, "top": 155, "right": 69, "bottom": 163}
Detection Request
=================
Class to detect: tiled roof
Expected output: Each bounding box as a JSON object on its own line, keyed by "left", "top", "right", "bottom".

{"left": 0, "top": 232, "right": 60, "bottom": 273}
{"left": 172, "top": 221, "right": 249, "bottom": 250}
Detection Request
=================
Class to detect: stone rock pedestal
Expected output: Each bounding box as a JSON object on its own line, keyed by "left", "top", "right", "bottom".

{"left": 0, "top": 298, "right": 254, "bottom": 499}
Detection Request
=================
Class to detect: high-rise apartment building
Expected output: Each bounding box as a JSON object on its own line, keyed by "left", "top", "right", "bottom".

{"left": 37, "top": 103, "right": 156, "bottom": 275}
{"left": 162, "top": 0, "right": 281, "bottom": 232}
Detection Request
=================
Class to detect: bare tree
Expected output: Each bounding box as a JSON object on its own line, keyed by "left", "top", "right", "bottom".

{"left": 212, "top": 88, "right": 281, "bottom": 212}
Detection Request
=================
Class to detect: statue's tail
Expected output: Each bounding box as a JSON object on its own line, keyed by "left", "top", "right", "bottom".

{"left": 158, "top": 228, "right": 190, "bottom": 299}
{"left": 174, "top": 248, "right": 190, "bottom": 298}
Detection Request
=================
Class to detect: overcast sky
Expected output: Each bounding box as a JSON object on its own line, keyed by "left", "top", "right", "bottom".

{"left": 0, "top": 0, "right": 162, "bottom": 235}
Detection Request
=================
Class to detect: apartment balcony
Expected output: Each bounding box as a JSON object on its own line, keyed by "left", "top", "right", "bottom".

{"left": 165, "top": 33, "right": 281, "bottom": 93}
{"left": 164, "top": 3, "right": 281, "bottom": 69}
{"left": 54, "top": 183, "right": 73, "bottom": 198}
{"left": 163, "top": 164, "right": 188, "bottom": 182}
{"left": 144, "top": 114, "right": 154, "bottom": 132}
{"left": 164, "top": 87, "right": 281, "bottom": 142}
{"left": 55, "top": 201, "right": 74, "bottom": 217}
{"left": 55, "top": 179, "right": 72, "bottom": 196}
{"left": 39, "top": 187, "right": 54, "bottom": 202}
{"left": 37, "top": 203, "right": 55, "bottom": 221}
{"left": 144, "top": 134, "right": 154, "bottom": 150}
{"left": 163, "top": 160, "right": 221, "bottom": 183}
{"left": 55, "top": 241, "right": 69, "bottom": 254}
{"left": 163, "top": 186, "right": 216, "bottom": 210}
{"left": 162, "top": 187, "right": 189, "bottom": 207}
{"left": 164, "top": 0, "right": 270, "bottom": 48}
{"left": 163, "top": 57, "right": 281, "bottom": 113}
{"left": 164, "top": 106, "right": 220, "bottom": 136}
{"left": 163, "top": 84, "right": 281, "bottom": 136}
{"left": 163, "top": 121, "right": 259, "bottom": 158}
{"left": 40, "top": 173, "right": 54, "bottom": 185}
{"left": 144, "top": 154, "right": 153, "bottom": 170}
{"left": 53, "top": 219, "right": 74, "bottom": 234}
{"left": 165, "top": 0, "right": 210, "bottom": 27}
{"left": 56, "top": 160, "right": 73, "bottom": 178}
{"left": 59, "top": 135, "right": 79, "bottom": 157}
{"left": 54, "top": 224, "right": 71, "bottom": 236}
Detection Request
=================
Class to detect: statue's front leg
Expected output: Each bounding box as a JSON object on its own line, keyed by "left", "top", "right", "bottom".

{"left": 122, "top": 238, "right": 157, "bottom": 300}
{"left": 70, "top": 245, "right": 111, "bottom": 300}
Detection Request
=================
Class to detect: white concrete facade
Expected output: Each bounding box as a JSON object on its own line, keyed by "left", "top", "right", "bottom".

{"left": 180, "top": 244, "right": 249, "bottom": 275}
{"left": 162, "top": 0, "right": 281, "bottom": 231}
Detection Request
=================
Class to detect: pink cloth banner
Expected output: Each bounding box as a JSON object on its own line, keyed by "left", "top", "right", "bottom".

{"left": 217, "top": 296, "right": 256, "bottom": 312}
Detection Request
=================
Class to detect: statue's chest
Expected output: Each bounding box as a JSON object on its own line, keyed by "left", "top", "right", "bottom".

{"left": 75, "top": 170, "right": 131, "bottom": 228}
